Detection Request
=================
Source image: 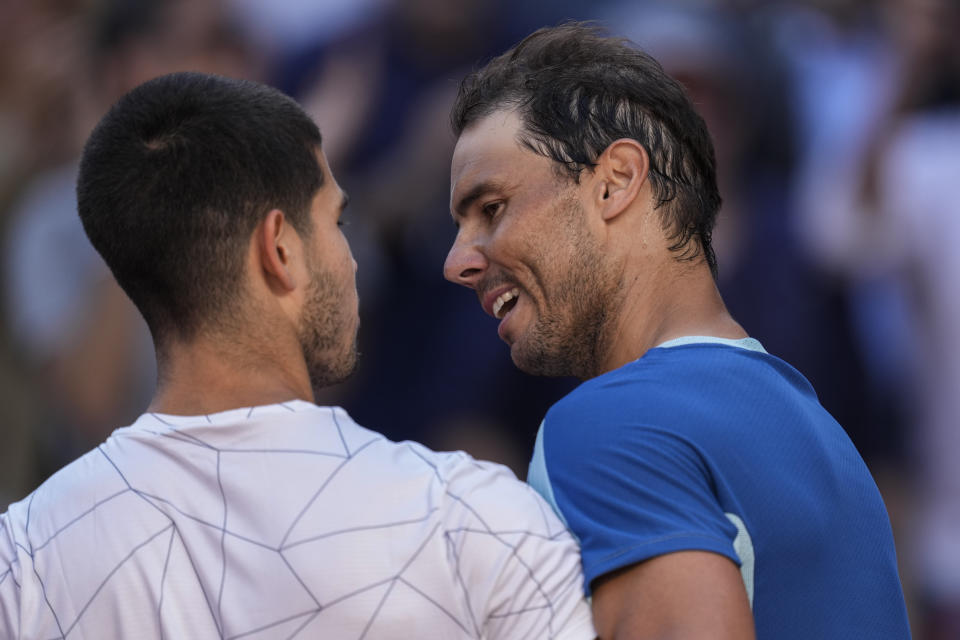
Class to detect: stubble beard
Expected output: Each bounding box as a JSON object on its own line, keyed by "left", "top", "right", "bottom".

{"left": 298, "top": 269, "right": 359, "bottom": 391}
{"left": 510, "top": 198, "right": 620, "bottom": 380}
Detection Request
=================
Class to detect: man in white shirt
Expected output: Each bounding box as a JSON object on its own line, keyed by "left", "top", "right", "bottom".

{"left": 0, "top": 71, "right": 594, "bottom": 639}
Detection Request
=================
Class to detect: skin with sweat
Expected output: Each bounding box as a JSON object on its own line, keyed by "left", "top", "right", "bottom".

{"left": 444, "top": 109, "right": 745, "bottom": 380}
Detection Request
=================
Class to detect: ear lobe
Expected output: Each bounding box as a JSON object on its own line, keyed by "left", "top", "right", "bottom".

{"left": 257, "top": 209, "right": 298, "bottom": 292}
{"left": 596, "top": 139, "right": 649, "bottom": 221}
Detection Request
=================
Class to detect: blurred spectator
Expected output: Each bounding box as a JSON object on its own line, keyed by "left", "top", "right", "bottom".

{"left": 0, "top": 1, "right": 88, "bottom": 204}
{"left": 0, "top": 0, "right": 94, "bottom": 506}
{"left": 610, "top": 1, "right": 883, "bottom": 458}
{"left": 1, "top": 4, "right": 955, "bottom": 637}
{"left": 860, "top": 2, "right": 960, "bottom": 637}
{"left": 2, "top": 0, "right": 258, "bottom": 485}
{"left": 274, "top": 0, "right": 585, "bottom": 473}
{"left": 776, "top": 0, "right": 960, "bottom": 636}
{"left": 229, "top": 0, "right": 391, "bottom": 58}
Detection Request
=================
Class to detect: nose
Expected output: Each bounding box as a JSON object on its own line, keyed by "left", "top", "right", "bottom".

{"left": 444, "top": 230, "right": 487, "bottom": 288}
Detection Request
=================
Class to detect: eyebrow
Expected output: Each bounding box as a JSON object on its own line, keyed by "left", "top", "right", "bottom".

{"left": 452, "top": 180, "right": 508, "bottom": 219}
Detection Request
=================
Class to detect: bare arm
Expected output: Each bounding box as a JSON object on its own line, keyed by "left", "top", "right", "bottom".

{"left": 591, "top": 551, "right": 754, "bottom": 640}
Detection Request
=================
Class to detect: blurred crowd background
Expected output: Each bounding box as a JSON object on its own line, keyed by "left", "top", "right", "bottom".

{"left": 0, "top": 0, "right": 957, "bottom": 636}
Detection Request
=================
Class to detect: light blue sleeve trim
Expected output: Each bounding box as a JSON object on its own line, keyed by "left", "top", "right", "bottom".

{"left": 655, "top": 336, "right": 767, "bottom": 353}
{"left": 725, "top": 513, "right": 755, "bottom": 608}
{"left": 527, "top": 421, "right": 577, "bottom": 543}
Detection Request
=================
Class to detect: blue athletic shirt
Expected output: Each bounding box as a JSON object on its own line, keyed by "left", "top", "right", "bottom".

{"left": 528, "top": 337, "right": 911, "bottom": 638}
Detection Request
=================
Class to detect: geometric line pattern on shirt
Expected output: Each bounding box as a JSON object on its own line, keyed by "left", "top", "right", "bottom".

{"left": 6, "top": 404, "right": 575, "bottom": 639}
{"left": 57, "top": 523, "right": 175, "bottom": 639}
{"left": 23, "top": 491, "right": 69, "bottom": 640}
{"left": 216, "top": 450, "right": 227, "bottom": 630}
{"left": 157, "top": 526, "right": 175, "bottom": 639}
{"left": 444, "top": 528, "right": 480, "bottom": 636}
{"left": 446, "top": 491, "right": 558, "bottom": 638}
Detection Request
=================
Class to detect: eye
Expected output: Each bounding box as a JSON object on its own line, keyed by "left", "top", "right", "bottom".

{"left": 482, "top": 201, "right": 504, "bottom": 218}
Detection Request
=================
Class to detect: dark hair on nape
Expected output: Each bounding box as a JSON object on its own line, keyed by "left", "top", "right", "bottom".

{"left": 452, "top": 22, "right": 722, "bottom": 277}
{"left": 77, "top": 72, "right": 323, "bottom": 347}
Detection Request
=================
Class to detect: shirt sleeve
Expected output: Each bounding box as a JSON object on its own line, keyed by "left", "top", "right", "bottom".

{"left": 537, "top": 392, "right": 740, "bottom": 595}
{"left": 1, "top": 512, "right": 21, "bottom": 638}
{"left": 441, "top": 456, "right": 595, "bottom": 640}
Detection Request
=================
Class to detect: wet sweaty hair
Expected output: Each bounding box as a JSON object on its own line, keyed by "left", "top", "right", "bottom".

{"left": 451, "top": 22, "right": 721, "bottom": 277}
{"left": 77, "top": 71, "right": 322, "bottom": 347}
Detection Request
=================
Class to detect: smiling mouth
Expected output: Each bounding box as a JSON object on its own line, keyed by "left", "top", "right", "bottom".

{"left": 492, "top": 288, "right": 520, "bottom": 319}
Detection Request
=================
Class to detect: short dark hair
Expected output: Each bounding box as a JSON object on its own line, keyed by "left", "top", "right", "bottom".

{"left": 451, "top": 22, "right": 721, "bottom": 276}
{"left": 77, "top": 72, "right": 322, "bottom": 345}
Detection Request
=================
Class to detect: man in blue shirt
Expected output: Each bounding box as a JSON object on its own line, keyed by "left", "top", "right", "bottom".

{"left": 443, "top": 22, "right": 911, "bottom": 639}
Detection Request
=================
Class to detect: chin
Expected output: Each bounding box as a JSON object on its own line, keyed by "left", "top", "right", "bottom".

{"left": 307, "top": 344, "right": 360, "bottom": 391}
{"left": 511, "top": 341, "right": 573, "bottom": 379}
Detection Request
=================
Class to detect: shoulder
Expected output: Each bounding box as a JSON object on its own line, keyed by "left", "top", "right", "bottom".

{"left": 416, "top": 448, "right": 594, "bottom": 639}
{"left": 546, "top": 344, "right": 812, "bottom": 435}
{"left": 0, "top": 441, "right": 168, "bottom": 571}
{"left": 0, "top": 446, "right": 139, "bottom": 638}
{"left": 548, "top": 345, "right": 715, "bottom": 411}
{"left": 1, "top": 509, "right": 22, "bottom": 637}
{"left": 364, "top": 440, "right": 594, "bottom": 639}
{"left": 541, "top": 348, "right": 691, "bottom": 443}
{"left": 401, "top": 442, "right": 569, "bottom": 540}
{"left": 10, "top": 445, "right": 129, "bottom": 525}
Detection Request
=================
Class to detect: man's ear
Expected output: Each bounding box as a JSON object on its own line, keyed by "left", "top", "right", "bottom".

{"left": 257, "top": 209, "right": 298, "bottom": 292}
{"left": 593, "top": 138, "right": 650, "bottom": 221}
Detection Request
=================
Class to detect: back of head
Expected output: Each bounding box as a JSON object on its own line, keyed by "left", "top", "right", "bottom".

{"left": 77, "top": 72, "right": 322, "bottom": 349}
{"left": 451, "top": 22, "right": 721, "bottom": 276}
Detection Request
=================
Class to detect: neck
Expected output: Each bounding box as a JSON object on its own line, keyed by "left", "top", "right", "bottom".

{"left": 597, "top": 259, "right": 746, "bottom": 375}
{"left": 148, "top": 330, "right": 313, "bottom": 416}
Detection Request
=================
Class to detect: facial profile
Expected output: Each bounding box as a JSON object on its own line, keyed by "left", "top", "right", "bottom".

{"left": 297, "top": 154, "right": 360, "bottom": 391}
{"left": 445, "top": 110, "right": 621, "bottom": 380}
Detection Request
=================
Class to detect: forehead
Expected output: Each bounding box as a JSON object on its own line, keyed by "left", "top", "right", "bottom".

{"left": 450, "top": 110, "right": 537, "bottom": 205}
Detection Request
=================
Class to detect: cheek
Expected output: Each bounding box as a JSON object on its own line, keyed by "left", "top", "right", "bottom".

{"left": 344, "top": 236, "right": 356, "bottom": 268}
{"left": 317, "top": 233, "right": 352, "bottom": 267}
{"left": 335, "top": 238, "right": 358, "bottom": 291}
{"left": 489, "top": 215, "right": 535, "bottom": 261}
{"left": 340, "top": 238, "right": 356, "bottom": 279}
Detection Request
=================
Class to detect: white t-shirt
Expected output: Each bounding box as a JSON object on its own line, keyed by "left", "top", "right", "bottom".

{"left": 0, "top": 401, "right": 594, "bottom": 639}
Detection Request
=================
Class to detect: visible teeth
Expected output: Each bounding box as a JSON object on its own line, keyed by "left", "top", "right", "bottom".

{"left": 493, "top": 288, "right": 519, "bottom": 319}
